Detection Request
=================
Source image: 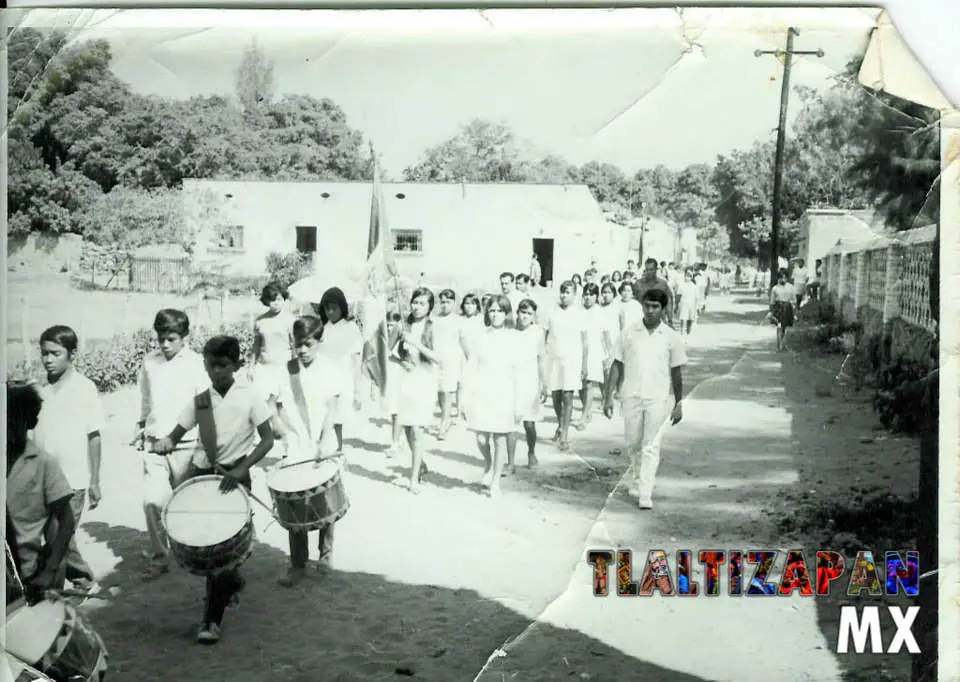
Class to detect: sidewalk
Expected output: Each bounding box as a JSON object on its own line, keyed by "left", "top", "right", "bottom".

{"left": 478, "top": 321, "right": 845, "bottom": 680}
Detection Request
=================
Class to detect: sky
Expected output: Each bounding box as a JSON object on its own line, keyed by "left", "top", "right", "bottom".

{"left": 26, "top": 8, "right": 877, "bottom": 178}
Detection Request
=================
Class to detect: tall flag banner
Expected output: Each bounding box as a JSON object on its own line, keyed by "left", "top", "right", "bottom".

{"left": 361, "top": 149, "right": 398, "bottom": 396}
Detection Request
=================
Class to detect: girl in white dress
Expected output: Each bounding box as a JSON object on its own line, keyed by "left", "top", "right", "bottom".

{"left": 458, "top": 293, "right": 485, "bottom": 422}
{"left": 433, "top": 289, "right": 467, "bottom": 440}
{"left": 394, "top": 288, "right": 441, "bottom": 493}
{"left": 380, "top": 312, "right": 404, "bottom": 456}
{"left": 315, "top": 287, "right": 363, "bottom": 453}
{"left": 466, "top": 295, "right": 521, "bottom": 497}
{"left": 509, "top": 298, "right": 547, "bottom": 472}
{"left": 251, "top": 282, "right": 295, "bottom": 410}
{"left": 577, "top": 283, "right": 605, "bottom": 430}
{"left": 544, "top": 281, "right": 588, "bottom": 451}
{"left": 618, "top": 280, "right": 643, "bottom": 331}
{"left": 598, "top": 282, "right": 620, "bottom": 369}
{"left": 676, "top": 269, "right": 699, "bottom": 336}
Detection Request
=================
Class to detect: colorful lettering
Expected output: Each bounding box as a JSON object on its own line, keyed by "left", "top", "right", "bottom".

{"left": 617, "top": 550, "right": 640, "bottom": 596}
{"left": 729, "top": 551, "right": 743, "bottom": 595}
{"left": 639, "top": 550, "right": 675, "bottom": 596}
{"left": 746, "top": 551, "right": 778, "bottom": 595}
{"left": 698, "top": 551, "right": 725, "bottom": 596}
{"left": 846, "top": 550, "right": 883, "bottom": 597}
{"left": 778, "top": 550, "right": 814, "bottom": 596}
{"left": 677, "top": 550, "right": 698, "bottom": 596}
{"left": 816, "top": 551, "right": 846, "bottom": 596}
{"left": 885, "top": 551, "right": 919, "bottom": 597}
{"left": 586, "top": 550, "right": 613, "bottom": 596}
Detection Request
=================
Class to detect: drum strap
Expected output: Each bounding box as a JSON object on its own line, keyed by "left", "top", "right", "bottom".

{"left": 194, "top": 390, "right": 219, "bottom": 469}
{"left": 287, "top": 359, "right": 313, "bottom": 442}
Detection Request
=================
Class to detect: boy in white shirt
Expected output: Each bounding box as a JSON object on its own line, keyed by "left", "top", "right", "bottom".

{"left": 136, "top": 309, "right": 210, "bottom": 581}
{"left": 32, "top": 325, "right": 103, "bottom": 594}
{"left": 603, "top": 288, "right": 687, "bottom": 509}
{"left": 152, "top": 335, "right": 274, "bottom": 645}
{"left": 272, "top": 316, "right": 343, "bottom": 588}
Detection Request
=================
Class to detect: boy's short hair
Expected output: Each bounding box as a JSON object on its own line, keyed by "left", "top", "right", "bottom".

{"left": 515, "top": 274, "right": 530, "bottom": 285}
{"left": 8, "top": 381, "right": 43, "bottom": 435}
{"left": 153, "top": 309, "right": 190, "bottom": 337}
{"left": 499, "top": 272, "right": 515, "bottom": 283}
{"left": 517, "top": 298, "right": 538, "bottom": 313}
{"left": 260, "top": 281, "right": 290, "bottom": 306}
{"left": 559, "top": 280, "right": 575, "bottom": 293}
{"left": 640, "top": 288, "right": 669, "bottom": 308}
{"left": 202, "top": 335, "right": 242, "bottom": 366}
{"left": 292, "top": 315, "right": 324, "bottom": 345}
{"left": 438, "top": 289, "right": 457, "bottom": 301}
{"left": 39, "top": 325, "right": 79, "bottom": 354}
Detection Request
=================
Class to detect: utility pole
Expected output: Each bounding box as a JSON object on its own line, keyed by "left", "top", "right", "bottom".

{"left": 755, "top": 28, "right": 823, "bottom": 283}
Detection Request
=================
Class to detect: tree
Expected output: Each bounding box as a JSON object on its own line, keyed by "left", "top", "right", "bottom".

{"left": 403, "top": 120, "right": 528, "bottom": 182}
{"left": 235, "top": 38, "right": 275, "bottom": 114}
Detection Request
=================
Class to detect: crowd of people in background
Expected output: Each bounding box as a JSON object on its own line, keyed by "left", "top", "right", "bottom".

{"left": 8, "top": 250, "right": 795, "bottom": 653}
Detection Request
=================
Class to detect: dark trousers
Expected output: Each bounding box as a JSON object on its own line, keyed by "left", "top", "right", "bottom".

{"left": 288, "top": 524, "right": 335, "bottom": 569}
{"left": 48, "top": 489, "right": 95, "bottom": 587}
{"left": 193, "top": 465, "right": 251, "bottom": 626}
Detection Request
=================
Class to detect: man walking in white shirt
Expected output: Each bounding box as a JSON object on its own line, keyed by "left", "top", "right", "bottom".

{"left": 603, "top": 288, "right": 686, "bottom": 509}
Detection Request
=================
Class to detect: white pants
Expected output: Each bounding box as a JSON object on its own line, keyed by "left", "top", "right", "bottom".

{"left": 622, "top": 398, "right": 673, "bottom": 502}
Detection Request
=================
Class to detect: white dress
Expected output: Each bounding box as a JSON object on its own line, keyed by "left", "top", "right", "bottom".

{"left": 395, "top": 320, "right": 439, "bottom": 427}
{"left": 466, "top": 327, "right": 521, "bottom": 434}
{"left": 545, "top": 305, "right": 587, "bottom": 392}
{"left": 677, "top": 281, "right": 698, "bottom": 321}
{"left": 459, "top": 314, "right": 485, "bottom": 408}
{"left": 319, "top": 320, "right": 363, "bottom": 423}
{"left": 582, "top": 305, "right": 606, "bottom": 383}
{"left": 253, "top": 310, "right": 295, "bottom": 400}
{"left": 516, "top": 325, "right": 544, "bottom": 422}
{"left": 598, "top": 304, "right": 620, "bottom": 371}
{"left": 432, "top": 314, "right": 463, "bottom": 393}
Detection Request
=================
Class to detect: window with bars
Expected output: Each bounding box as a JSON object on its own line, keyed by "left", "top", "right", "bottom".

{"left": 392, "top": 229, "right": 423, "bottom": 253}
{"left": 213, "top": 225, "right": 244, "bottom": 250}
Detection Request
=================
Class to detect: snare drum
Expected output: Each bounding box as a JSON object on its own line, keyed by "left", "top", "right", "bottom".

{"left": 162, "top": 475, "right": 254, "bottom": 577}
{"left": 5, "top": 654, "right": 54, "bottom": 682}
{"left": 267, "top": 460, "right": 349, "bottom": 532}
{"left": 6, "top": 597, "right": 108, "bottom": 682}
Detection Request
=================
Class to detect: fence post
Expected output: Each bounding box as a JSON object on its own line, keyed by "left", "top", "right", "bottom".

{"left": 836, "top": 253, "right": 847, "bottom": 305}
{"left": 853, "top": 251, "right": 866, "bottom": 312}
{"left": 882, "top": 243, "right": 902, "bottom": 326}
{"left": 221, "top": 291, "right": 229, "bottom": 331}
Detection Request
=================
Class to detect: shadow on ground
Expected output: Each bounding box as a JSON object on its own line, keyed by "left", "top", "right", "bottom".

{"left": 81, "top": 522, "right": 710, "bottom": 682}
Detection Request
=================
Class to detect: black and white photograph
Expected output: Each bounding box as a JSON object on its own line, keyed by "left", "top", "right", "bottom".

{"left": 3, "top": 7, "right": 954, "bottom": 682}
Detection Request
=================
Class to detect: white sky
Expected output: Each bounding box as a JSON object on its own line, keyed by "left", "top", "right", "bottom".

{"left": 22, "top": 8, "right": 877, "bottom": 177}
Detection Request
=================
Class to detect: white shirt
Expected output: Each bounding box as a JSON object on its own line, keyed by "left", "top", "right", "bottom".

{"left": 793, "top": 268, "right": 809, "bottom": 294}
{"left": 319, "top": 320, "right": 363, "bottom": 394}
{"left": 431, "top": 313, "right": 463, "bottom": 358}
{"left": 139, "top": 348, "right": 209, "bottom": 439}
{"left": 544, "top": 304, "right": 587, "bottom": 360}
{"left": 620, "top": 299, "right": 643, "bottom": 329}
{"left": 255, "top": 310, "right": 295, "bottom": 366}
{"left": 276, "top": 356, "right": 340, "bottom": 458}
{"left": 506, "top": 290, "right": 526, "bottom": 315}
{"left": 176, "top": 379, "right": 273, "bottom": 468}
{"left": 33, "top": 370, "right": 105, "bottom": 489}
{"left": 613, "top": 322, "right": 687, "bottom": 404}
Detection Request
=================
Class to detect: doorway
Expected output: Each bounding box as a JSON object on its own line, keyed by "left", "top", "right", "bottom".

{"left": 532, "top": 238, "right": 554, "bottom": 287}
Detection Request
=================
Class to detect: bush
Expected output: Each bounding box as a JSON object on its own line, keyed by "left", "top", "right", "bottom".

{"left": 7, "top": 322, "right": 256, "bottom": 394}
{"left": 872, "top": 356, "right": 935, "bottom": 434}
{"left": 265, "top": 252, "right": 311, "bottom": 289}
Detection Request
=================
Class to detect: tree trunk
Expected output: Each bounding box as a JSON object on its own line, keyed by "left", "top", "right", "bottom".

{"left": 911, "top": 223, "right": 938, "bottom": 682}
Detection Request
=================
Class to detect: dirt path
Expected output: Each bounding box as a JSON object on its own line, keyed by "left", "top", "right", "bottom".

{"left": 45, "top": 293, "right": 891, "bottom": 682}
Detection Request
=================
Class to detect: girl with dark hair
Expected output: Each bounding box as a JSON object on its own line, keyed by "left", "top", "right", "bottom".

{"left": 433, "top": 289, "right": 467, "bottom": 439}
{"left": 393, "top": 288, "right": 441, "bottom": 492}
{"left": 464, "top": 295, "right": 521, "bottom": 496}
{"left": 769, "top": 270, "right": 795, "bottom": 352}
{"left": 578, "top": 283, "right": 604, "bottom": 430}
{"left": 458, "top": 293, "right": 484, "bottom": 422}
{"left": 252, "top": 281, "right": 295, "bottom": 408}
{"left": 315, "top": 287, "right": 364, "bottom": 453}
{"left": 511, "top": 298, "right": 547, "bottom": 471}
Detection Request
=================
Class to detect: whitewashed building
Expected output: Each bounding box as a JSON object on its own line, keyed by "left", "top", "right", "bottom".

{"left": 795, "top": 208, "right": 892, "bottom": 267}
{"left": 183, "top": 179, "right": 627, "bottom": 290}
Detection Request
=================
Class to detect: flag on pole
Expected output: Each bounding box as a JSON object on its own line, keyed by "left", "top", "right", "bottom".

{"left": 361, "top": 148, "right": 398, "bottom": 396}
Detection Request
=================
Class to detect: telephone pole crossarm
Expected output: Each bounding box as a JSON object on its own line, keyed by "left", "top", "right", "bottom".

{"left": 754, "top": 27, "right": 823, "bottom": 283}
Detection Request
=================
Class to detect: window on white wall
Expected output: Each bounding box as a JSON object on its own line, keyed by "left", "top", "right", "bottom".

{"left": 392, "top": 229, "right": 423, "bottom": 253}
{"left": 213, "top": 225, "right": 244, "bottom": 250}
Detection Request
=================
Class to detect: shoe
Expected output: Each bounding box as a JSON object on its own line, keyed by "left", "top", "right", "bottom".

{"left": 638, "top": 498, "right": 653, "bottom": 510}
{"left": 196, "top": 622, "right": 221, "bottom": 644}
{"left": 277, "top": 567, "right": 306, "bottom": 588}
{"left": 315, "top": 555, "right": 333, "bottom": 572}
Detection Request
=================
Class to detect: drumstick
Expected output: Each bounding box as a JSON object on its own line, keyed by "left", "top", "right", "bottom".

{"left": 211, "top": 463, "right": 281, "bottom": 520}
{"left": 51, "top": 586, "right": 120, "bottom": 601}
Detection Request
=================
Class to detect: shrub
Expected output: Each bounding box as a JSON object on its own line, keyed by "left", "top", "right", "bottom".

{"left": 265, "top": 251, "right": 311, "bottom": 289}
{"left": 872, "top": 356, "right": 935, "bottom": 434}
{"left": 7, "top": 322, "right": 256, "bottom": 394}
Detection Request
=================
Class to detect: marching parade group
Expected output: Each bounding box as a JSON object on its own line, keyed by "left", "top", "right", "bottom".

{"left": 5, "top": 253, "right": 748, "bottom": 680}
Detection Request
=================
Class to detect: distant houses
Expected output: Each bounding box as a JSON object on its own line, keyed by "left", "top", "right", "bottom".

{"left": 182, "top": 179, "right": 629, "bottom": 290}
